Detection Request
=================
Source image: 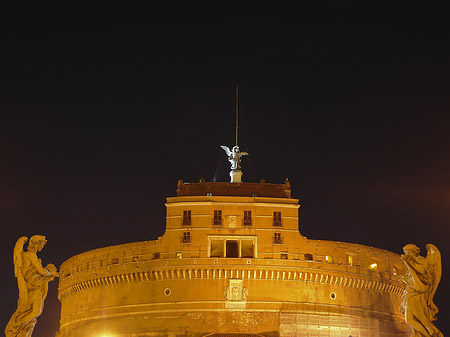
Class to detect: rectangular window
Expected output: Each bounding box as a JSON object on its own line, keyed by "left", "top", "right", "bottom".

{"left": 226, "top": 240, "right": 239, "bottom": 258}
{"left": 273, "top": 211, "right": 282, "bottom": 226}
{"left": 273, "top": 232, "right": 282, "bottom": 244}
{"left": 243, "top": 211, "right": 252, "bottom": 226}
{"left": 182, "top": 232, "right": 191, "bottom": 243}
{"left": 281, "top": 253, "right": 288, "bottom": 260}
{"left": 182, "top": 210, "right": 191, "bottom": 226}
{"left": 176, "top": 252, "right": 183, "bottom": 259}
{"left": 347, "top": 254, "right": 357, "bottom": 266}
{"left": 213, "top": 210, "right": 222, "bottom": 226}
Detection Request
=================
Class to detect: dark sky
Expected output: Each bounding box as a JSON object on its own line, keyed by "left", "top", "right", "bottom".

{"left": 1, "top": 5, "right": 449, "bottom": 336}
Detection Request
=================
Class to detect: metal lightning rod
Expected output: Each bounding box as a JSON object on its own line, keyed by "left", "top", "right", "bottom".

{"left": 235, "top": 83, "right": 239, "bottom": 147}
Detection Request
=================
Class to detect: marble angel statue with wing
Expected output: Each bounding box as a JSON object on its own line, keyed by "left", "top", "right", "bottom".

{"left": 399, "top": 243, "right": 443, "bottom": 337}
{"left": 220, "top": 145, "right": 248, "bottom": 171}
{"left": 5, "top": 235, "right": 59, "bottom": 337}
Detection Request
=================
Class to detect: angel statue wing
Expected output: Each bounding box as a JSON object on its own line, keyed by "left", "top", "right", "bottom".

{"left": 220, "top": 145, "right": 232, "bottom": 157}
{"left": 13, "top": 236, "right": 28, "bottom": 309}
{"left": 426, "top": 243, "right": 441, "bottom": 321}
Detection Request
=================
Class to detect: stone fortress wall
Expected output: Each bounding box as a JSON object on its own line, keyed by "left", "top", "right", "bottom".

{"left": 56, "top": 181, "right": 409, "bottom": 337}
{"left": 57, "top": 241, "right": 407, "bottom": 336}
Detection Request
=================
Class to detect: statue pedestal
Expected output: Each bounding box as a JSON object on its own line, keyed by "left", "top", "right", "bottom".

{"left": 230, "top": 170, "right": 243, "bottom": 183}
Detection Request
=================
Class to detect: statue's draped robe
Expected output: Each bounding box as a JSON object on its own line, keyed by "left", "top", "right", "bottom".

{"left": 5, "top": 252, "right": 50, "bottom": 337}
{"left": 401, "top": 256, "right": 441, "bottom": 337}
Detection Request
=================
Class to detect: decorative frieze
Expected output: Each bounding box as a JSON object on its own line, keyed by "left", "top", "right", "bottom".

{"left": 59, "top": 266, "right": 404, "bottom": 300}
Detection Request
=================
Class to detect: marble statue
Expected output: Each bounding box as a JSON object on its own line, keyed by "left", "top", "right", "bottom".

{"left": 5, "top": 235, "right": 59, "bottom": 337}
{"left": 220, "top": 145, "right": 248, "bottom": 171}
{"left": 399, "top": 243, "right": 443, "bottom": 337}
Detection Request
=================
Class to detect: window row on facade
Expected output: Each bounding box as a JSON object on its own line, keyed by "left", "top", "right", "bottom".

{"left": 180, "top": 232, "right": 284, "bottom": 246}
{"left": 181, "top": 233, "right": 386, "bottom": 270}
{"left": 182, "top": 210, "right": 283, "bottom": 227}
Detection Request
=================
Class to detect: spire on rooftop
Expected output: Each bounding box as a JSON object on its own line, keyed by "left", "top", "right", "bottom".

{"left": 220, "top": 84, "right": 248, "bottom": 183}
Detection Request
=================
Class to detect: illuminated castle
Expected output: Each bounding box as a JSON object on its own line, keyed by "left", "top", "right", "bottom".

{"left": 55, "top": 176, "right": 410, "bottom": 336}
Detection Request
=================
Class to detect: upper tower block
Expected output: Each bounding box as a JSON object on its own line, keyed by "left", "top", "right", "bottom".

{"left": 167, "top": 178, "right": 299, "bottom": 234}
{"left": 176, "top": 179, "right": 292, "bottom": 198}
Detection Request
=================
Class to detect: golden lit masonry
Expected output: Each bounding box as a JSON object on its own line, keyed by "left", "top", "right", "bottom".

{"left": 56, "top": 179, "right": 411, "bottom": 337}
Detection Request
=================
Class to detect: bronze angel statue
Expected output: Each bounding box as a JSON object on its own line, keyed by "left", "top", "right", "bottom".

{"left": 5, "top": 235, "right": 59, "bottom": 337}
{"left": 399, "top": 243, "right": 443, "bottom": 337}
{"left": 220, "top": 145, "right": 248, "bottom": 171}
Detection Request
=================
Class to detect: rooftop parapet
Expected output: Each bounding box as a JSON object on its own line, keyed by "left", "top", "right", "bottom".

{"left": 176, "top": 178, "right": 292, "bottom": 198}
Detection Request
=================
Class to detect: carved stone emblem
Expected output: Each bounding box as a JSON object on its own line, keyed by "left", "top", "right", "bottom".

{"left": 228, "top": 216, "right": 237, "bottom": 228}
{"left": 224, "top": 279, "right": 248, "bottom": 303}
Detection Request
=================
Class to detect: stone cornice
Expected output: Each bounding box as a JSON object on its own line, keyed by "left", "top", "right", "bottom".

{"left": 58, "top": 265, "right": 404, "bottom": 301}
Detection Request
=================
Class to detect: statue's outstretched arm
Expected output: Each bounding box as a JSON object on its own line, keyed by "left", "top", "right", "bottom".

{"left": 402, "top": 254, "right": 427, "bottom": 274}
{"left": 28, "top": 253, "right": 51, "bottom": 277}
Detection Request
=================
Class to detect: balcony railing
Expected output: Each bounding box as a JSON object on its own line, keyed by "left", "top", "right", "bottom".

{"left": 181, "top": 236, "right": 191, "bottom": 243}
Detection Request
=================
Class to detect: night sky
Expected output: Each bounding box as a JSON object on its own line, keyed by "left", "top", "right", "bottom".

{"left": 1, "top": 6, "right": 449, "bottom": 336}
